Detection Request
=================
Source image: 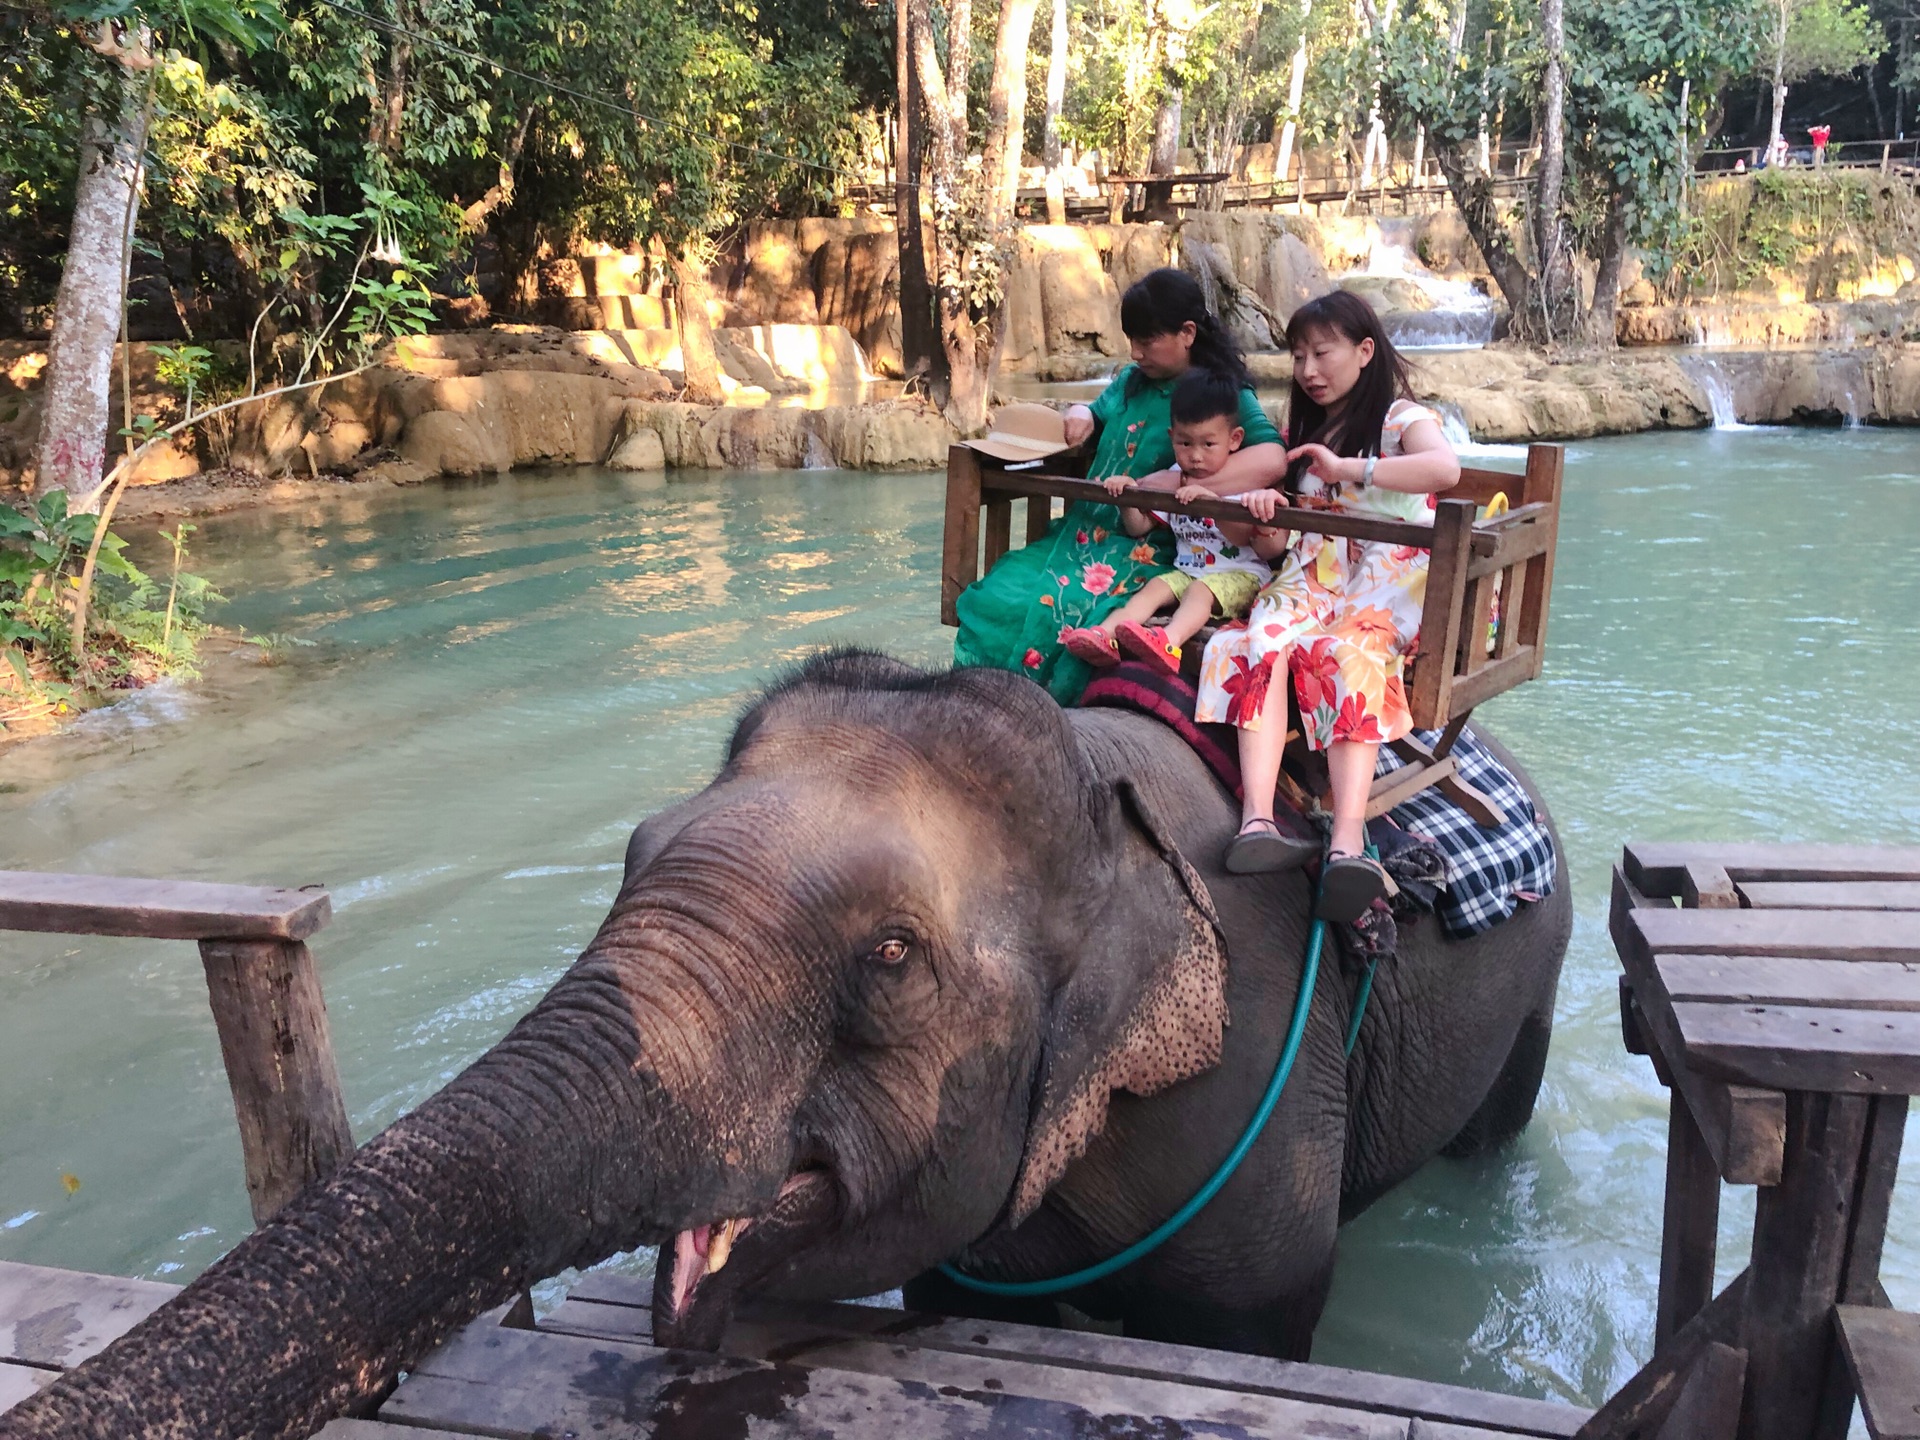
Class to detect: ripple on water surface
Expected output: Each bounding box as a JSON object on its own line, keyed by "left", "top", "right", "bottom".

{"left": 1, "top": 436, "right": 1917, "bottom": 1405}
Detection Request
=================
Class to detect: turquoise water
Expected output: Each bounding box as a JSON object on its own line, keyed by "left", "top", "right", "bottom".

{"left": 1, "top": 429, "right": 1917, "bottom": 1408}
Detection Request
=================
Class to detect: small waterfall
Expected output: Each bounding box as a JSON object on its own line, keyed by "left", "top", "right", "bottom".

{"left": 1678, "top": 355, "right": 1750, "bottom": 430}
{"left": 1433, "top": 402, "right": 1528, "bottom": 460}
{"left": 800, "top": 427, "right": 837, "bottom": 470}
{"left": 1336, "top": 242, "right": 1496, "bottom": 352}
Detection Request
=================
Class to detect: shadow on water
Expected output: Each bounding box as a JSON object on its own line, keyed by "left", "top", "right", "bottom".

{"left": 1, "top": 431, "right": 1916, "bottom": 1408}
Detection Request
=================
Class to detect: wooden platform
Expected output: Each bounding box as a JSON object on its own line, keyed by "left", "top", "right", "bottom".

{"left": 0, "top": 1260, "right": 1588, "bottom": 1437}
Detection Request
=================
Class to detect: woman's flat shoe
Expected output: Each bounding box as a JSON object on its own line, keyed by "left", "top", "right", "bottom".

{"left": 1060, "top": 627, "right": 1120, "bottom": 668}
{"left": 1115, "top": 621, "right": 1182, "bottom": 676}
{"left": 1316, "top": 852, "right": 1397, "bottom": 923}
{"left": 1224, "top": 819, "right": 1319, "bottom": 874}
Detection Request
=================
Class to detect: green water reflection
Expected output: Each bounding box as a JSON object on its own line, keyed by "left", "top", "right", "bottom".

{"left": 1, "top": 429, "right": 1915, "bottom": 1408}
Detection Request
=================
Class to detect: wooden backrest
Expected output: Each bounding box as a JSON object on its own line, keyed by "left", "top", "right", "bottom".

{"left": 939, "top": 442, "right": 1564, "bottom": 731}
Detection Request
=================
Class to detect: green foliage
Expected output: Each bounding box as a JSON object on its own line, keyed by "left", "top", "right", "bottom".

{"left": 1665, "top": 168, "right": 1920, "bottom": 298}
{"left": 0, "top": 494, "right": 221, "bottom": 715}
{"left": 1771, "top": 0, "right": 1883, "bottom": 85}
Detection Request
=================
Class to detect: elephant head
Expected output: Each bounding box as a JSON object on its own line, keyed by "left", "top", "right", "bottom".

{"left": 4, "top": 652, "right": 1232, "bottom": 1439}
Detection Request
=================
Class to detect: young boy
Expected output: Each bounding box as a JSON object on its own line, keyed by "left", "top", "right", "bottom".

{"left": 1059, "top": 368, "right": 1282, "bottom": 676}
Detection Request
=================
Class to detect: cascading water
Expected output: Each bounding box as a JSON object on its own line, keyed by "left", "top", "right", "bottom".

{"left": 1338, "top": 241, "right": 1497, "bottom": 350}
{"left": 1433, "top": 402, "right": 1528, "bottom": 460}
{"left": 1677, "top": 354, "right": 1751, "bottom": 430}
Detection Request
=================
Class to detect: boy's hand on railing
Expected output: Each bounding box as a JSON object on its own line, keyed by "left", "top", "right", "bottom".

{"left": 1239, "top": 488, "right": 1290, "bottom": 522}
{"left": 1102, "top": 475, "right": 1139, "bottom": 496}
{"left": 1174, "top": 484, "right": 1212, "bottom": 504}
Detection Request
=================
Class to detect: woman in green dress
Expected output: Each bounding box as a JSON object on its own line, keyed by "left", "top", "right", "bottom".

{"left": 953, "top": 268, "right": 1289, "bottom": 703}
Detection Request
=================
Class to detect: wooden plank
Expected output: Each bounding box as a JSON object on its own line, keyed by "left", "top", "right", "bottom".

{"left": 1514, "top": 444, "right": 1562, "bottom": 680}
{"left": 1835, "top": 1306, "right": 1920, "bottom": 1439}
{"left": 940, "top": 444, "right": 983, "bottom": 627}
{"left": 1366, "top": 755, "right": 1459, "bottom": 818}
{"left": 0, "top": 1361, "right": 55, "bottom": 1417}
{"left": 1440, "top": 649, "right": 1538, "bottom": 715}
{"left": 1656, "top": 1097, "right": 1722, "bottom": 1350}
{"left": 982, "top": 470, "right": 1493, "bottom": 553}
{"left": 1461, "top": 505, "right": 1554, "bottom": 579}
{"left": 1741, "top": 882, "right": 1920, "bottom": 911}
{"left": 982, "top": 496, "right": 1013, "bottom": 572}
{"left": 1574, "top": 1270, "right": 1749, "bottom": 1440}
{"left": 0, "top": 1262, "right": 178, "bottom": 1369}
{"left": 1657, "top": 955, "right": 1920, "bottom": 1011}
{"left": 1670, "top": 1002, "right": 1920, "bottom": 1094}
{"left": 1492, "top": 558, "right": 1528, "bottom": 662}
{"left": 0, "top": 871, "right": 331, "bottom": 942}
{"left": 1741, "top": 1092, "right": 1871, "bottom": 1440}
{"left": 199, "top": 939, "right": 355, "bottom": 1225}
{"left": 1409, "top": 498, "right": 1476, "bottom": 729}
{"left": 1816, "top": 1095, "right": 1913, "bottom": 1437}
{"left": 1460, "top": 573, "right": 1496, "bottom": 675}
{"left": 1650, "top": 1343, "right": 1744, "bottom": 1440}
{"left": 554, "top": 1281, "right": 1588, "bottom": 1437}
{"left": 1024, "top": 494, "right": 1056, "bottom": 543}
{"left": 384, "top": 1321, "right": 1414, "bottom": 1440}
{"left": 1629, "top": 906, "right": 1920, "bottom": 965}
{"left": 1625, "top": 844, "right": 1920, "bottom": 892}
{"left": 1611, "top": 875, "right": 1787, "bottom": 1185}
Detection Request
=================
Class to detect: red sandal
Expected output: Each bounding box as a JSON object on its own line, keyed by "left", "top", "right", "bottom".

{"left": 1059, "top": 627, "right": 1121, "bottom": 668}
{"left": 1114, "top": 621, "right": 1182, "bottom": 676}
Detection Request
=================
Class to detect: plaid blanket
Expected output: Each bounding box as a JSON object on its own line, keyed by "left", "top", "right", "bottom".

{"left": 1078, "top": 664, "right": 1556, "bottom": 940}
{"left": 1375, "top": 730, "right": 1558, "bottom": 939}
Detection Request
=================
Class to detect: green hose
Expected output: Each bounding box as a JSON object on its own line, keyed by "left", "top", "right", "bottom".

{"left": 938, "top": 915, "right": 1331, "bottom": 1299}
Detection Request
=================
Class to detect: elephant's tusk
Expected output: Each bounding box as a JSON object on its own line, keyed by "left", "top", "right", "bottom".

{"left": 707, "top": 1217, "right": 745, "bottom": 1274}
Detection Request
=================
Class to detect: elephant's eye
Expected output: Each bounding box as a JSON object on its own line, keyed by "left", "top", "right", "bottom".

{"left": 872, "top": 937, "right": 910, "bottom": 965}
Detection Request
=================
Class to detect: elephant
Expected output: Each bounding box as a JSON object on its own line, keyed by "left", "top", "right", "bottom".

{"left": 0, "top": 651, "right": 1570, "bottom": 1440}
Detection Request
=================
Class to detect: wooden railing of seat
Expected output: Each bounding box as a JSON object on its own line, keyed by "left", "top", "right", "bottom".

{"left": 0, "top": 871, "right": 351, "bottom": 1225}
{"left": 941, "top": 441, "right": 1564, "bottom": 823}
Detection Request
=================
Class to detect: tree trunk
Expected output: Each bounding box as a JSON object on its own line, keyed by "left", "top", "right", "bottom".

{"left": 1586, "top": 191, "right": 1630, "bottom": 345}
{"left": 982, "top": 0, "right": 1042, "bottom": 232}
{"left": 1528, "top": 0, "right": 1576, "bottom": 342}
{"left": 896, "top": 0, "right": 939, "bottom": 380}
{"left": 671, "top": 248, "right": 724, "bottom": 405}
{"left": 1276, "top": 27, "right": 1309, "bottom": 184}
{"left": 1768, "top": 0, "right": 1789, "bottom": 156}
{"left": 908, "top": 0, "right": 977, "bottom": 421}
{"left": 33, "top": 67, "right": 151, "bottom": 508}
{"left": 1434, "top": 143, "right": 1532, "bottom": 318}
{"left": 948, "top": 0, "right": 972, "bottom": 154}
{"left": 1043, "top": 0, "right": 1068, "bottom": 222}
{"left": 1150, "top": 85, "right": 1183, "bottom": 173}
{"left": 1358, "top": 0, "right": 1399, "bottom": 190}
{"left": 461, "top": 109, "right": 533, "bottom": 234}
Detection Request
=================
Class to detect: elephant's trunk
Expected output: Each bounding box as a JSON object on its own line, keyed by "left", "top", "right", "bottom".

{"left": 0, "top": 917, "right": 799, "bottom": 1440}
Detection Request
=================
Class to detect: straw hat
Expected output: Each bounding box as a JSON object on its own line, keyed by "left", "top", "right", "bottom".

{"left": 963, "top": 403, "right": 1071, "bottom": 463}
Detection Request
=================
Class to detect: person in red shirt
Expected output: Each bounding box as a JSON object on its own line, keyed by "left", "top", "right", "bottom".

{"left": 1810, "top": 124, "right": 1832, "bottom": 164}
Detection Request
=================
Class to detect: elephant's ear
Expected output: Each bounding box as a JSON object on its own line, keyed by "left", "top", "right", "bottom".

{"left": 1009, "top": 778, "right": 1230, "bottom": 1223}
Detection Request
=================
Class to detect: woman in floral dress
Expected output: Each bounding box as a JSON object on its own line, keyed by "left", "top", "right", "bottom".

{"left": 1193, "top": 291, "right": 1461, "bottom": 920}
{"left": 953, "top": 269, "right": 1289, "bottom": 702}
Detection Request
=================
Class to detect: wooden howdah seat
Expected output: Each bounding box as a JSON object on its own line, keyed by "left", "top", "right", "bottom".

{"left": 939, "top": 440, "right": 1564, "bottom": 827}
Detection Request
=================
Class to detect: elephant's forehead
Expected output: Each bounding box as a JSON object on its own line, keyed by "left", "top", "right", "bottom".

{"left": 731, "top": 715, "right": 1029, "bottom": 818}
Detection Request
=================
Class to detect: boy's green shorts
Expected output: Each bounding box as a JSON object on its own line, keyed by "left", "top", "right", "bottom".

{"left": 1158, "top": 567, "right": 1264, "bottom": 618}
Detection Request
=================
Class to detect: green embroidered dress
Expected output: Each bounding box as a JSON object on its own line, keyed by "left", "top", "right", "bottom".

{"left": 952, "top": 366, "right": 1280, "bottom": 703}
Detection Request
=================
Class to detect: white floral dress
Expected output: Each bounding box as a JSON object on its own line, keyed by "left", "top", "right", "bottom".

{"left": 1194, "top": 400, "right": 1443, "bottom": 748}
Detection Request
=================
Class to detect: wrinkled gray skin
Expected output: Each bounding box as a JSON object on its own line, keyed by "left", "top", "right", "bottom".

{"left": 1, "top": 652, "right": 1569, "bottom": 1440}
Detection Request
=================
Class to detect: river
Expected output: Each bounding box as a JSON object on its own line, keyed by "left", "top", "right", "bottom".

{"left": 2, "top": 426, "right": 1916, "bottom": 1408}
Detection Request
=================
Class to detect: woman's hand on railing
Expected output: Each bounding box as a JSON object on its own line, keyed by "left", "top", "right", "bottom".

{"left": 1063, "top": 405, "right": 1096, "bottom": 447}
{"left": 1239, "top": 488, "right": 1290, "bottom": 523}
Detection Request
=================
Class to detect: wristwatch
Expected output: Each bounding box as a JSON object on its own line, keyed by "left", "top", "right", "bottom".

{"left": 1361, "top": 454, "right": 1378, "bottom": 486}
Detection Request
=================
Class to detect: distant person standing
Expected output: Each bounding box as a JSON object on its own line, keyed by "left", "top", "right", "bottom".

{"left": 1765, "top": 134, "right": 1790, "bottom": 169}
{"left": 1810, "top": 124, "right": 1832, "bottom": 165}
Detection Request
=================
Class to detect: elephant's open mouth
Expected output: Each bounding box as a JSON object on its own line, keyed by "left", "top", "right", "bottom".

{"left": 651, "top": 1167, "right": 840, "bottom": 1350}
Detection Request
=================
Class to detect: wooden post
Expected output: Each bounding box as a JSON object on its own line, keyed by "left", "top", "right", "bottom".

{"left": 1657, "top": 1095, "right": 1723, "bottom": 1349}
{"left": 1516, "top": 443, "right": 1564, "bottom": 680}
{"left": 941, "top": 444, "right": 983, "bottom": 626}
{"left": 198, "top": 938, "right": 354, "bottom": 1225}
{"left": 1739, "top": 1091, "right": 1871, "bottom": 1440}
{"left": 1407, "top": 496, "right": 1475, "bottom": 729}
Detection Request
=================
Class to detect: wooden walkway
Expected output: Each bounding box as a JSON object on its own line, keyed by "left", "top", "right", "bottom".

{"left": 0, "top": 1259, "right": 1588, "bottom": 1438}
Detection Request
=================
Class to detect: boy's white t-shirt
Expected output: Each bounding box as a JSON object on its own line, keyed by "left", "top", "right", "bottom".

{"left": 1156, "top": 509, "right": 1274, "bottom": 579}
